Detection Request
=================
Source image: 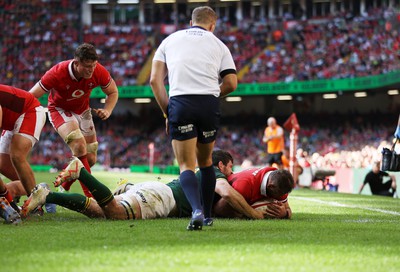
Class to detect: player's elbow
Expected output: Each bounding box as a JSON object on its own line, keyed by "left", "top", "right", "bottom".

{"left": 149, "top": 78, "right": 162, "bottom": 92}
{"left": 215, "top": 187, "right": 230, "bottom": 200}
{"left": 149, "top": 76, "right": 157, "bottom": 88}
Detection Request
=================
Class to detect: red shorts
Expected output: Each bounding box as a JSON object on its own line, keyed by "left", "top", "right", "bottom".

{"left": 48, "top": 107, "right": 96, "bottom": 136}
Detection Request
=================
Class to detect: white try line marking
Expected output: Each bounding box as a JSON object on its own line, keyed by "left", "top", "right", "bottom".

{"left": 292, "top": 196, "right": 400, "bottom": 216}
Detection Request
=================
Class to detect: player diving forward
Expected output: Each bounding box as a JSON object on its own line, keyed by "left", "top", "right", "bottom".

{"left": 22, "top": 151, "right": 293, "bottom": 222}
{"left": 214, "top": 166, "right": 294, "bottom": 219}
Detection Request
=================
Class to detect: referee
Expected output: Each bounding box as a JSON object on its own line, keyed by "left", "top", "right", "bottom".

{"left": 150, "top": 6, "right": 237, "bottom": 230}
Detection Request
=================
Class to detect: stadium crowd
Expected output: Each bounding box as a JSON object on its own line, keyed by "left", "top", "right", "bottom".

{"left": 2, "top": 2, "right": 400, "bottom": 88}
{"left": 0, "top": 0, "right": 81, "bottom": 91}
{"left": 29, "top": 112, "right": 396, "bottom": 171}
{"left": 1, "top": 2, "right": 399, "bottom": 171}
{"left": 242, "top": 8, "right": 400, "bottom": 83}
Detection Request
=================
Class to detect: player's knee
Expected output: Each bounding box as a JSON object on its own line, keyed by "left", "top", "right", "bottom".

{"left": 64, "top": 129, "right": 84, "bottom": 145}
{"left": 70, "top": 141, "right": 87, "bottom": 157}
{"left": 10, "top": 152, "right": 26, "bottom": 165}
{"left": 87, "top": 142, "right": 98, "bottom": 155}
{"left": 65, "top": 130, "right": 87, "bottom": 156}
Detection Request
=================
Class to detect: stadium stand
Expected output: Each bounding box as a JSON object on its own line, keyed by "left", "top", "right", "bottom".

{"left": 29, "top": 112, "right": 396, "bottom": 170}
{"left": 2, "top": 3, "right": 400, "bottom": 88}
{"left": 242, "top": 9, "right": 400, "bottom": 83}
{"left": 1, "top": 2, "right": 399, "bottom": 172}
{"left": 0, "top": 0, "right": 81, "bottom": 90}
{"left": 82, "top": 24, "right": 154, "bottom": 86}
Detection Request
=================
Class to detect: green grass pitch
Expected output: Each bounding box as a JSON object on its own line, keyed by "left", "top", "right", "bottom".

{"left": 1, "top": 171, "right": 399, "bottom": 272}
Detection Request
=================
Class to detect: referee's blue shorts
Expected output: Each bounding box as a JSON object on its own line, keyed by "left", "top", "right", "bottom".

{"left": 168, "top": 94, "right": 220, "bottom": 144}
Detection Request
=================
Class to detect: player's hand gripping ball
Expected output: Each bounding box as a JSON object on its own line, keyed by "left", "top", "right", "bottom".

{"left": 251, "top": 198, "right": 277, "bottom": 213}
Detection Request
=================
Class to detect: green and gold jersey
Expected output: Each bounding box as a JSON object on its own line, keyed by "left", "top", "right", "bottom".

{"left": 166, "top": 167, "right": 227, "bottom": 217}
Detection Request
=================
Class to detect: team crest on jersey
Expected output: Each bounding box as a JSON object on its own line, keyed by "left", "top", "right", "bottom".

{"left": 88, "top": 83, "right": 94, "bottom": 88}
{"left": 67, "top": 89, "right": 85, "bottom": 101}
{"left": 66, "top": 85, "right": 70, "bottom": 90}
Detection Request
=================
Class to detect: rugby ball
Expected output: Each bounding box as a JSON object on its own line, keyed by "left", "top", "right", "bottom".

{"left": 251, "top": 198, "right": 276, "bottom": 212}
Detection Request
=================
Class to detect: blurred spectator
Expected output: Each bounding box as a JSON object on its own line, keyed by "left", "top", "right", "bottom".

{"left": 30, "top": 111, "right": 397, "bottom": 170}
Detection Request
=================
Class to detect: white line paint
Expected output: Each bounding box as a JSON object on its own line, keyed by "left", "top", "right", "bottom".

{"left": 292, "top": 196, "right": 400, "bottom": 216}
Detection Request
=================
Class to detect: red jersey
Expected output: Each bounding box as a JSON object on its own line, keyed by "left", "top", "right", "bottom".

{"left": 228, "top": 167, "right": 288, "bottom": 204}
{"left": 0, "top": 84, "right": 40, "bottom": 131}
{"left": 39, "top": 60, "right": 111, "bottom": 114}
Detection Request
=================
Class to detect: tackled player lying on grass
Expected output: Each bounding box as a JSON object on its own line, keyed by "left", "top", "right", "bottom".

{"left": 21, "top": 151, "right": 294, "bottom": 222}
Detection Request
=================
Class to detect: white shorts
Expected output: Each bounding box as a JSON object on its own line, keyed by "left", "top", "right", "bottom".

{"left": 0, "top": 130, "right": 12, "bottom": 154}
{"left": 48, "top": 107, "right": 96, "bottom": 137}
{"left": 120, "top": 182, "right": 176, "bottom": 219}
{"left": 0, "top": 106, "right": 46, "bottom": 154}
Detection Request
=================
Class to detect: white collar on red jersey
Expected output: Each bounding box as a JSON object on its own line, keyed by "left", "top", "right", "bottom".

{"left": 68, "top": 60, "right": 78, "bottom": 81}
{"left": 261, "top": 170, "right": 275, "bottom": 196}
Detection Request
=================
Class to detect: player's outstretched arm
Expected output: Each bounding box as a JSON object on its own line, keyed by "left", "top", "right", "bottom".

{"left": 215, "top": 178, "right": 265, "bottom": 219}
{"left": 28, "top": 82, "right": 47, "bottom": 98}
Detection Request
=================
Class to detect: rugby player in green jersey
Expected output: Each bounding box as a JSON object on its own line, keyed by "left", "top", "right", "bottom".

{"left": 22, "top": 151, "right": 272, "bottom": 222}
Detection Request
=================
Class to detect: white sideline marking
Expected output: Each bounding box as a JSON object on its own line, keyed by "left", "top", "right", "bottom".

{"left": 292, "top": 196, "right": 400, "bottom": 216}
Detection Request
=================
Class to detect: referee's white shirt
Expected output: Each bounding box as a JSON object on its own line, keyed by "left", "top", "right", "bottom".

{"left": 153, "top": 26, "right": 236, "bottom": 97}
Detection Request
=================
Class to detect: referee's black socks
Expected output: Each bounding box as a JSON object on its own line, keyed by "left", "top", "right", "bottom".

{"left": 200, "top": 165, "right": 216, "bottom": 219}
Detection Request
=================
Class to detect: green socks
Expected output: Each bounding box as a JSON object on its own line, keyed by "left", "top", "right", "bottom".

{"left": 78, "top": 168, "right": 114, "bottom": 207}
{"left": 46, "top": 192, "right": 89, "bottom": 212}
{"left": 45, "top": 168, "right": 114, "bottom": 211}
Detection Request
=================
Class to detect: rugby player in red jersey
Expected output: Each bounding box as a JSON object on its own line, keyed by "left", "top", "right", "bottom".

{"left": 0, "top": 84, "right": 46, "bottom": 224}
{"left": 216, "top": 166, "right": 294, "bottom": 219}
{"left": 29, "top": 43, "right": 119, "bottom": 197}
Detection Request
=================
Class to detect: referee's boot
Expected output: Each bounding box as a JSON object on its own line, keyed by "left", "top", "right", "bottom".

{"left": 187, "top": 209, "right": 204, "bottom": 231}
